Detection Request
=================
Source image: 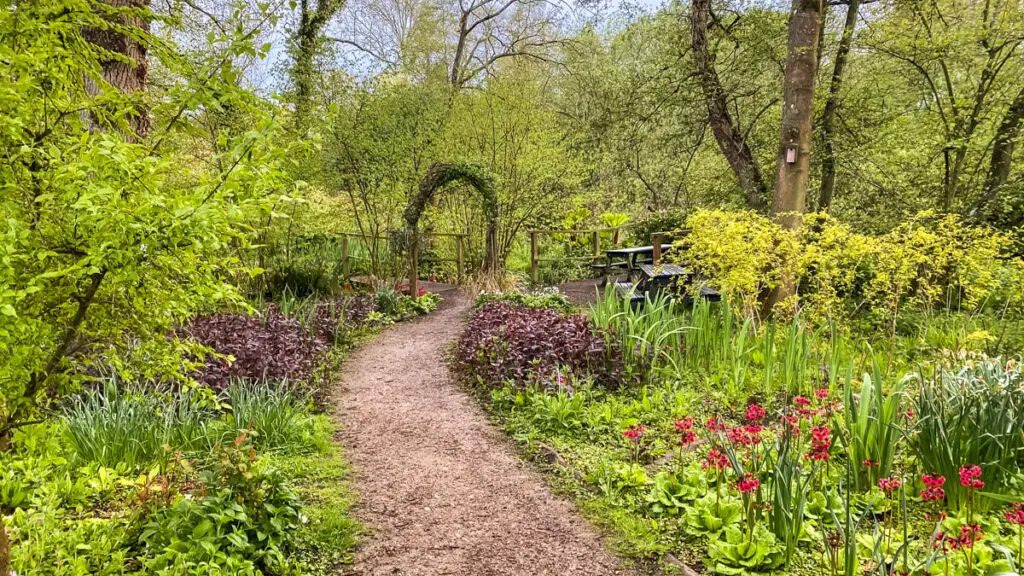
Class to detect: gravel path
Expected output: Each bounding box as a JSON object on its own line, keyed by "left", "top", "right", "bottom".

{"left": 334, "top": 291, "right": 632, "bottom": 576}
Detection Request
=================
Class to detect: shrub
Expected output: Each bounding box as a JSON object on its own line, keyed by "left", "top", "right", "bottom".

{"left": 675, "top": 209, "right": 1017, "bottom": 325}
{"left": 456, "top": 302, "right": 618, "bottom": 388}
{"left": 135, "top": 436, "right": 302, "bottom": 574}
{"left": 182, "top": 308, "right": 329, "bottom": 389}
{"left": 474, "top": 288, "right": 575, "bottom": 313}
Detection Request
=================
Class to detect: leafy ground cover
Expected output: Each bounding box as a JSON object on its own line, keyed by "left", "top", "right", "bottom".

{"left": 455, "top": 290, "right": 1024, "bottom": 576}
{"left": 1, "top": 289, "right": 440, "bottom": 575}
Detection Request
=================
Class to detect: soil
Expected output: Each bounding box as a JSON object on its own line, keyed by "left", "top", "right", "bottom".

{"left": 333, "top": 289, "right": 633, "bottom": 576}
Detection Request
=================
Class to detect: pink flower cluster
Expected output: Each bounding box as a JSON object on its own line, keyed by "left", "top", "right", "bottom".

{"left": 623, "top": 424, "right": 646, "bottom": 442}
{"left": 959, "top": 465, "right": 984, "bottom": 489}
{"left": 703, "top": 448, "right": 729, "bottom": 470}
{"left": 806, "top": 426, "right": 832, "bottom": 461}
{"left": 744, "top": 403, "right": 766, "bottom": 422}
{"left": 921, "top": 473, "right": 946, "bottom": 502}
{"left": 878, "top": 476, "right": 902, "bottom": 493}
{"left": 936, "top": 524, "right": 985, "bottom": 551}
{"left": 675, "top": 417, "right": 696, "bottom": 445}
{"left": 736, "top": 473, "right": 760, "bottom": 494}
{"left": 1005, "top": 502, "right": 1024, "bottom": 525}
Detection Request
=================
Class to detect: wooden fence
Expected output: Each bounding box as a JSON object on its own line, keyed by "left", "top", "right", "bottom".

{"left": 527, "top": 227, "right": 685, "bottom": 284}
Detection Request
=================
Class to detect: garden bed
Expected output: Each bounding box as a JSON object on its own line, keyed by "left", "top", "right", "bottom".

{"left": 1, "top": 289, "right": 441, "bottom": 575}
{"left": 455, "top": 290, "right": 1024, "bottom": 576}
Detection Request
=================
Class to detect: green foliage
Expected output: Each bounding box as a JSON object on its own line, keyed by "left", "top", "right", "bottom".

{"left": 223, "top": 381, "right": 315, "bottom": 452}
{"left": 474, "top": 288, "right": 575, "bottom": 313}
{"left": 136, "top": 437, "right": 302, "bottom": 574}
{"left": 838, "top": 361, "right": 908, "bottom": 492}
{"left": 62, "top": 382, "right": 218, "bottom": 470}
{"left": 676, "top": 210, "right": 1019, "bottom": 325}
{"left": 684, "top": 494, "right": 744, "bottom": 535}
{"left": 0, "top": 1, "right": 300, "bottom": 436}
{"left": 914, "top": 356, "right": 1024, "bottom": 511}
{"left": 645, "top": 469, "right": 705, "bottom": 516}
{"left": 707, "top": 523, "right": 784, "bottom": 574}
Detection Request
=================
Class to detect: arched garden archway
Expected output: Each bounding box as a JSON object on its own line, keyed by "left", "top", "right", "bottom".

{"left": 403, "top": 161, "right": 499, "bottom": 293}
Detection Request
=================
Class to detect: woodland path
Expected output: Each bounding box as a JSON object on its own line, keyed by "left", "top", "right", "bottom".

{"left": 333, "top": 288, "right": 633, "bottom": 576}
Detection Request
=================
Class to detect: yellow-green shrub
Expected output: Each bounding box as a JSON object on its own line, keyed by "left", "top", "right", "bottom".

{"left": 673, "top": 210, "right": 1016, "bottom": 327}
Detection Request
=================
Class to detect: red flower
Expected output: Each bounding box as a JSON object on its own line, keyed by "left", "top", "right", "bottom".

{"left": 814, "top": 388, "right": 830, "bottom": 400}
{"left": 1005, "top": 502, "right": 1024, "bottom": 525}
{"left": 922, "top": 473, "right": 946, "bottom": 488}
{"left": 862, "top": 459, "right": 877, "bottom": 467}
{"left": 783, "top": 415, "right": 800, "bottom": 435}
{"left": 736, "top": 473, "right": 760, "bottom": 494}
{"left": 806, "top": 426, "right": 832, "bottom": 461}
{"left": 417, "top": 288, "right": 427, "bottom": 297}
{"left": 879, "top": 477, "right": 903, "bottom": 492}
{"left": 959, "top": 465, "right": 984, "bottom": 489}
{"left": 921, "top": 487, "right": 946, "bottom": 502}
{"left": 680, "top": 431, "right": 697, "bottom": 445}
{"left": 623, "top": 424, "right": 646, "bottom": 442}
{"left": 745, "top": 404, "right": 766, "bottom": 422}
{"left": 794, "top": 396, "right": 811, "bottom": 406}
{"left": 727, "top": 426, "right": 761, "bottom": 446}
{"left": 706, "top": 416, "right": 724, "bottom": 432}
{"left": 948, "top": 524, "right": 984, "bottom": 550}
{"left": 703, "top": 448, "right": 729, "bottom": 470}
{"left": 674, "top": 417, "right": 694, "bottom": 431}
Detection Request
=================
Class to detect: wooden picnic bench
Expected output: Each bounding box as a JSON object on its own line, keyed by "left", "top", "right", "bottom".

{"left": 614, "top": 261, "right": 721, "bottom": 305}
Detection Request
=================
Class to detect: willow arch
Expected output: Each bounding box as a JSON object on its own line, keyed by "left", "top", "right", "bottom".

{"left": 403, "top": 161, "right": 499, "bottom": 293}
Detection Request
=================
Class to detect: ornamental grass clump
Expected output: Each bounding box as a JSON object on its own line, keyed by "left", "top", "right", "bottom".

{"left": 914, "top": 356, "right": 1024, "bottom": 511}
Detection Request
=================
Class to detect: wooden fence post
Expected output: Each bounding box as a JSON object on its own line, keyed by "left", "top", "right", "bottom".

{"left": 530, "top": 231, "right": 539, "bottom": 285}
{"left": 613, "top": 227, "right": 621, "bottom": 246}
{"left": 592, "top": 230, "right": 601, "bottom": 261}
{"left": 652, "top": 232, "right": 663, "bottom": 265}
{"left": 456, "top": 235, "right": 465, "bottom": 283}
{"left": 341, "top": 235, "right": 350, "bottom": 276}
{"left": 409, "top": 233, "right": 419, "bottom": 296}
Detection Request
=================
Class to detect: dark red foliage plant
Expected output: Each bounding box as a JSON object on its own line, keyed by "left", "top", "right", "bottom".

{"left": 456, "top": 301, "right": 626, "bottom": 389}
{"left": 181, "top": 308, "right": 329, "bottom": 389}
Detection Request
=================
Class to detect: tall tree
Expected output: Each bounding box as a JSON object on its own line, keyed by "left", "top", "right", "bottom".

{"left": 766, "top": 0, "right": 822, "bottom": 313}
{"left": 448, "top": 0, "right": 561, "bottom": 87}
{"left": 292, "top": 0, "right": 346, "bottom": 126}
{"left": 818, "top": 0, "right": 859, "bottom": 212}
{"left": 971, "top": 88, "right": 1024, "bottom": 224}
{"left": 691, "top": 0, "right": 770, "bottom": 211}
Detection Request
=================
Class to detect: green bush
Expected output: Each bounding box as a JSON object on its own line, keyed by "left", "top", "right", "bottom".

{"left": 135, "top": 437, "right": 303, "bottom": 574}
{"left": 474, "top": 288, "right": 575, "bottom": 313}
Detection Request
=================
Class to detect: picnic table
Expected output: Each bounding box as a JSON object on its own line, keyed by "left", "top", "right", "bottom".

{"left": 593, "top": 244, "right": 674, "bottom": 286}
{"left": 602, "top": 254, "right": 721, "bottom": 305}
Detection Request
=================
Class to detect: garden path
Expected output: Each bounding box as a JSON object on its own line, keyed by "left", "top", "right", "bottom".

{"left": 334, "top": 290, "right": 632, "bottom": 576}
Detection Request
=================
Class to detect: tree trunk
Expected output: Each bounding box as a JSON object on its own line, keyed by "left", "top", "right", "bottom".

{"left": 0, "top": 513, "right": 10, "bottom": 576}
{"left": 764, "top": 0, "right": 822, "bottom": 316}
{"left": 691, "top": 0, "right": 769, "bottom": 211}
{"left": 818, "top": 0, "right": 859, "bottom": 212}
{"left": 81, "top": 0, "right": 152, "bottom": 137}
{"left": 985, "top": 90, "right": 1024, "bottom": 199}
{"left": 292, "top": 0, "right": 344, "bottom": 128}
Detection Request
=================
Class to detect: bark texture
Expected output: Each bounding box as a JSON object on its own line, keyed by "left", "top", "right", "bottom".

{"left": 818, "top": 0, "right": 859, "bottom": 212}
{"left": 691, "top": 0, "right": 769, "bottom": 211}
{"left": 81, "top": 0, "right": 151, "bottom": 137}
{"left": 765, "top": 0, "right": 822, "bottom": 315}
